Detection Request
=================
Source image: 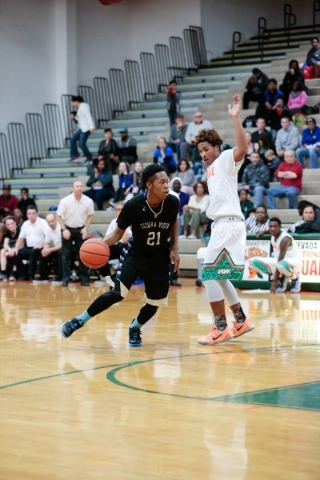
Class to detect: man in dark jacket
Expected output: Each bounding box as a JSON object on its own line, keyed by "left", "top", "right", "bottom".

{"left": 243, "top": 68, "right": 269, "bottom": 109}
{"left": 241, "top": 153, "right": 270, "bottom": 207}
{"left": 117, "top": 128, "right": 138, "bottom": 165}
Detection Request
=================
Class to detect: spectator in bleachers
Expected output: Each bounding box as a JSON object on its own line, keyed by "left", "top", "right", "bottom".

{"left": 0, "top": 184, "right": 19, "bottom": 218}
{"left": 298, "top": 200, "right": 320, "bottom": 221}
{"left": 267, "top": 150, "right": 303, "bottom": 209}
{"left": 275, "top": 116, "right": 300, "bottom": 159}
{"left": 35, "top": 214, "right": 62, "bottom": 284}
{"left": 251, "top": 118, "right": 272, "bottom": 144}
{"left": 168, "top": 114, "right": 188, "bottom": 161}
{"left": 117, "top": 128, "right": 138, "bottom": 165}
{"left": 180, "top": 181, "right": 209, "bottom": 239}
{"left": 263, "top": 149, "right": 281, "bottom": 181}
{"left": 70, "top": 95, "right": 95, "bottom": 162}
{"left": 239, "top": 189, "right": 253, "bottom": 219}
{"left": 113, "top": 161, "right": 133, "bottom": 203}
{"left": 287, "top": 203, "right": 320, "bottom": 233}
{"left": 180, "top": 112, "right": 212, "bottom": 169}
{"left": 128, "top": 161, "right": 144, "bottom": 198}
{"left": 0, "top": 216, "right": 21, "bottom": 281}
{"left": 17, "top": 188, "right": 37, "bottom": 220}
{"left": 166, "top": 80, "right": 181, "bottom": 126}
{"left": 266, "top": 97, "right": 292, "bottom": 133}
{"left": 296, "top": 117, "right": 320, "bottom": 169}
{"left": 153, "top": 137, "right": 177, "bottom": 175}
{"left": 13, "top": 208, "right": 24, "bottom": 227}
{"left": 176, "top": 159, "right": 195, "bottom": 196}
{"left": 97, "top": 128, "right": 120, "bottom": 174}
{"left": 56, "top": 181, "right": 94, "bottom": 286}
{"left": 237, "top": 132, "right": 258, "bottom": 183}
{"left": 245, "top": 205, "right": 269, "bottom": 233}
{"left": 304, "top": 37, "right": 320, "bottom": 79}
{"left": 15, "top": 206, "right": 48, "bottom": 281}
{"left": 287, "top": 81, "right": 308, "bottom": 114}
{"left": 241, "top": 152, "right": 270, "bottom": 207}
{"left": 257, "top": 132, "right": 274, "bottom": 159}
{"left": 280, "top": 59, "right": 306, "bottom": 104}
{"left": 243, "top": 68, "right": 269, "bottom": 110}
{"left": 0, "top": 222, "right": 5, "bottom": 249}
{"left": 170, "top": 177, "right": 190, "bottom": 234}
{"left": 256, "top": 78, "right": 284, "bottom": 119}
{"left": 84, "top": 159, "right": 114, "bottom": 210}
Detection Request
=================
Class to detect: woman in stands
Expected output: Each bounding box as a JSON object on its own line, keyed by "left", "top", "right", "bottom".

{"left": 280, "top": 59, "right": 306, "bottom": 104}
{"left": 179, "top": 181, "right": 210, "bottom": 239}
{"left": 153, "top": 137, "right": 177, "bottom": 175}
{"left": 287, "top": 81, "right": 308, "bottom": 114}
{"left": 176, "top": 159, "right": 195, "bottom": 196}
{"left": 113, "top": 161, "right": 133, "bottom": 203}
{"left": 237, "top": 132, "right": 259, "bottom": 183}
{"left": 84, "top": 159, "right": 114, "bottom": 210}
{"left": 97, "top": 128, "right": 120, "bottom": 174}
{"left": 245, "top": 204, "right": 269, "bottom": 234}
{"left": 127, "top": 161, "right": 144, "bottom": 199}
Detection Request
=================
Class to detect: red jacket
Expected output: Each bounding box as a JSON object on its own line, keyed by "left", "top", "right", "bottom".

{"left": 274, "top": 161, "right": 303, "bottom": 191}
{"left": 0, "top": 194, "right": 19, "bottom": 215}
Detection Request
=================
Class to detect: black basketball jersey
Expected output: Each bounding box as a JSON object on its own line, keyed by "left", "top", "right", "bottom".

{"left": 117, "top": 193, "right": 179, "bottom": 254}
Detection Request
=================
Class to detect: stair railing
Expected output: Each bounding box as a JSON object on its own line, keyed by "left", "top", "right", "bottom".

{"left": 43, "top": 104, "right": 64, "bottom": 156}
{"left": 93, "top": 77, "right": 112, "bottom": 126}
{"left": 189, "top": 26, "right": 208, "bottom": 66}
{"left": 7, "top": 123, "right": 30, "bottom": 175}
{"left": 26, "top": 113, "right": 47, "bottom": 165}
{"left": 183, "top": 28, "right": 201, "bottom": 73}
{"left": 284, "top": 4, "right": 296, "bottom": 46}
{"left": 258, "top": 17, "right": 270, "bottom": 62}
{"left": 0, "top": 133, "right": 11, "bottom": 184}
{"left": 231, "top": 31, "right": 242, "bottom": 65}
{"left": 78, "top": 86, "right": 98, "bottom": 125}
{"left": 155, "top": 44, "right": 172, "bottom": 92}
{"left": 109, "top": 68, "right": 129, "bottom": 118}
{"left": 169, "top": 36, "right": 188, "bottom": 81}
{"left": 313, "top": 0, "right": 320, "bottom": 31}
{"left": 124, "top": 60, "right": 144, "bottom": 110}
{"left": 140, "top": 52, "right": 159, "bottom": 100}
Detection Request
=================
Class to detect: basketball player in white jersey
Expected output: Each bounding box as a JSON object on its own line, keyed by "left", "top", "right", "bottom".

{"left": 194, "top": 94, "right": 255, "bottom": 346}
{"left": 250, "top": 217, "right": 302, "bottom": 293}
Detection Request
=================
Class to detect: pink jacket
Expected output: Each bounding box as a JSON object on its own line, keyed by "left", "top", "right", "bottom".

{"left": 287, "top": 91, "right": 308, "bottom": 109}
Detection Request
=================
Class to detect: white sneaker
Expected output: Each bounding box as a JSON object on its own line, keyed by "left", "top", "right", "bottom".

{"left": 8, "top": 276, "right": 16, "bottom": 281}
{"left": 187, "top": 234, "right": 197, "bottom": 240}
{"left": 179, "top": 234, "right": 187, "bottom": 239}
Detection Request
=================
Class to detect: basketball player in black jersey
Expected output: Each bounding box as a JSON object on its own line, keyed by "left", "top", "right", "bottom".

{"left": 60, "top": 164, "right": 180, "bottom": 345}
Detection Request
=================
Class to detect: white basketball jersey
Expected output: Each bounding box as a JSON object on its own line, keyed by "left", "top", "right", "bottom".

{"left": 205, "top": 148, "right": 244, "bottom": 221}
{"left": 271, "top": 231, "right": 302, "bottom": 267}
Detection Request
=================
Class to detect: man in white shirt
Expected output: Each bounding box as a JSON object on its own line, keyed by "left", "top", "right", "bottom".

{"left": 57, "top": 181, "right": 94, "bottom": 286}
{"left": 15, "top": 206, "right": 48, "bottom": 281}
{"left": 70, "top": 95, "right": 95, "bottom": 162}
{"left": 35, "top": 214, "right": 62, "bottom": 284}
{"left": 180, "top": 111, "right": 212, "bottom": 174}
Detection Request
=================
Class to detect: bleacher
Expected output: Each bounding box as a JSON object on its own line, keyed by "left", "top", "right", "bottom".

{"left": 1, "top": 22, "right": 320, "bottom": 276}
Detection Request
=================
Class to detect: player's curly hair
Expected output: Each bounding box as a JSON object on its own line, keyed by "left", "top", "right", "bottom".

{"left": 141, "top": 164, "right": 165, "bottom": 189}
{"left": 194, "top": 128, "right": 223, "bottom": 147}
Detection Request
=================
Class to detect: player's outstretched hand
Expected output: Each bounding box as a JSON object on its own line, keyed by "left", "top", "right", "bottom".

{"left": 170, "top": 248, "right": 180, "bottom": 273}
{"left": 228, "top": 94, "right": 242, "bottom": 118}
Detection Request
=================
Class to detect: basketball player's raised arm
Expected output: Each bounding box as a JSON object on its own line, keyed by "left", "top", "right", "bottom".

{"left": 228, "top": 94, "right": 247, "bottom": 162}
{"left": 170, "top": 217, "right": 180, "bottom": 272}
{"left": 103, "top": 227, "right": 125, "bottom": 247}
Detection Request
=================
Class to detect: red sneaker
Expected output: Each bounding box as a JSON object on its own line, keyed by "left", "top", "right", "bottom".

{"left": 232, "top": 318, "right": 255, "bottom": 338}
{"left": 198, "top": 325, "right": 234, "bottom": 346}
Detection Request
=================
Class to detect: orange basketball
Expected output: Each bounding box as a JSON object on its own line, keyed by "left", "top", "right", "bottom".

{"left": 80, "top": 238, "right": 110, "bottom": 269}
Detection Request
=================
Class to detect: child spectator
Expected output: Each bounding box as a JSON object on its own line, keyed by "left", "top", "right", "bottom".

{"left": 166, "top": 81, "right": 181, "bottom": 126}
{"left": 153, "top": 137, "right": 177, "bottom": 175}
{"left": 17, "top": 188, "right": 37, "bottom": 220}
{"left": 239, "top": 189, "right": 254, "bottom": 219}
{"left": 263, "top": 149, "right": 281, "bottom": 181}
{"left": 84, "top": 159, "right": 114, "bottom": 210}
{"left": 113, "top": 162, "right": 133, "bottom": 203}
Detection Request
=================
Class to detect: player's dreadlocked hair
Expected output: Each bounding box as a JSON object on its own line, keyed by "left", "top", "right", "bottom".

{"left": 141, "top": 164, "right": 165, "bottom": 189}
{"left": 194, "top": 128, "right": 224, "bottom": 148}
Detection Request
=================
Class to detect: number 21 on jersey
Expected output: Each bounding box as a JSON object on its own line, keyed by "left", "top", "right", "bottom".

{"left": 147, "top": 231, "right": 161, "bottom": 246}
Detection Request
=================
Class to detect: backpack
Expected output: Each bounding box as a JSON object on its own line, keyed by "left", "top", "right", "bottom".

{"left": 242, "top": 116, "right": 256, "bottom": 128}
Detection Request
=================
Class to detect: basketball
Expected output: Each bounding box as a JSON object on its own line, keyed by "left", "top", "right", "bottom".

{"left": 80, "top": 238, "right": 110, "bottom": 269}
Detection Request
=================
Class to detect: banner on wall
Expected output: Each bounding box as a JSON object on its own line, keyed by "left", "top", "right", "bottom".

{"left": 243, "top": 239, "right": 271, "bottom": 281}
{"left": 296, "top": 239, "right": 320, "bottom": 283}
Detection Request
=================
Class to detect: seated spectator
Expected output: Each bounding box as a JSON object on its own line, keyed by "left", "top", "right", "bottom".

{"left": 251, "top": 117, "right": 273, "bottom": 144}
{"left": 13, "top": 208, "right": 24, "bottom": 227}
{"left": 298, "top": 200, "right": 320, "bottom": 220}
{"left": 0, "top": 222, "right": 5, "bottom": 248}
{"left": 170, "top": 177, "right": 190, "bottom": 234}
{"left": 113, "top": 161, "right": 133, "bottom": 203}
{"left": 280, "top": 59, "right": 306, "bottom": 104}
{"left": 180, "top": 181, "right": 209, "bottom": 239}
{"left": 239, "top": 189, "right": 254, "bottom": 219}
{"left": 267, "top": 150, "right": 303, "bottom": 209}
{"left": 296, "top": 117, "right": 320, "bottom": 169}
{"left": 17, "top": 188, "right": 37, "bottom": 221}
{"left": 117, "top": 128, "right": 138, "bottom": 165}
{"left": 303, "top": 37, "right": 320, "bottom": 79}
{"left": 263, "top": 149, "right": 281, "bottom": 181}
{"left": 287, "top": 81, "right": 308, "bottom": 114}
{"left": 168, "top": 114, "right": 188, "bottom": 161}
{"left": 241, "top": 152, "right": 270, "bottom": 208}
{"left": 97, "top": 128, "right": 120, "bottom": 174}
{"left": 0, "top": 184, "right": 19, "bottom": 219}
{"left": 256, "top": 78, "right": 284, "bottom": 119}
{"left": 266, "top": 97, "right": 292, "bottom": 133}
{"left": 176, "top": 159, "right": 195, "bottom": 196}
{"left": 15, "top": 205, "right": 48, "bottom": 281}
{"left": 275, "top": 116, "right": 300, "bottom": 159}
{"left": 166, "top": 80, "right": 181, "bottom": 126}
{"left": 243, "top": 68, "right": 269, "bottom": 110}
{"left": 0, "top": 216, "right": 21, "bottom": 281}
{"left": 84, "top": 159, "right": 114, "bottom": 210}
{"left": 153, "top": 137, "right": 177, "bottom": 175}
{"left": 127, "top": 161, "right": 144, "bottom": 199}
{"left": 180, "top": 112, "right": 212, "bottom": 171}
{"left": 245, "top": 205, "right": 269, "bottom": 233}
{"left": 238, "top": 132, "right": 259, "bottom": 183}
{"left": 287, "top": 203, "right": 320, "bottom": 233}
{"left": 257, "top": 132, "right": 274, "bottom": 159}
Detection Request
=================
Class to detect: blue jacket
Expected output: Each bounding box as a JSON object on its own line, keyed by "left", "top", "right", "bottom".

{"left": 118, "top": 171, "right": 133, "bottom": 189}
{"left": 301, "top": 125, "right": 320, "bottom": 146}
{"left": 264, "top": 89, "right": 283, "bottom": 106}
